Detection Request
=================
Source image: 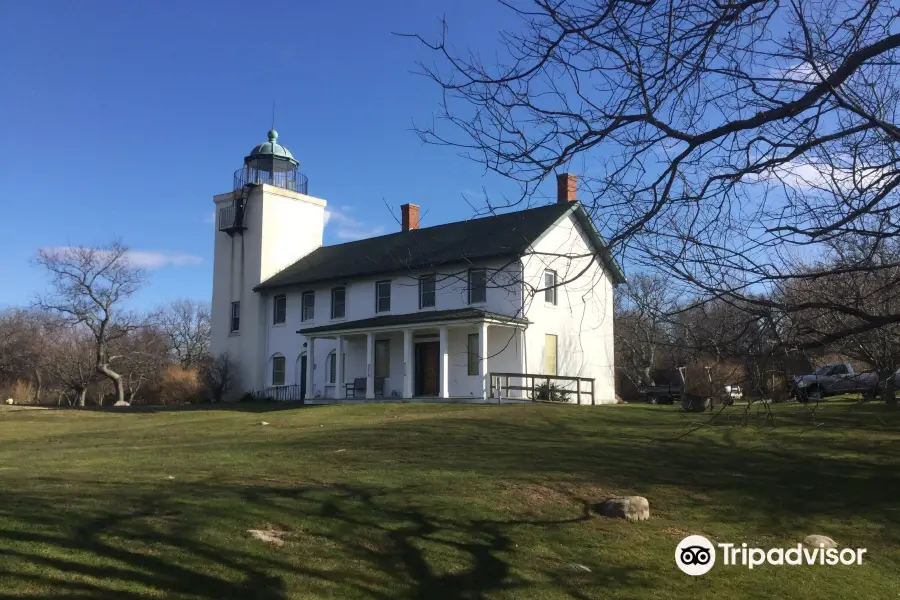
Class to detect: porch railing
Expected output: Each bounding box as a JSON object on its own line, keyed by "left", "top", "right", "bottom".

{"left": 251, "top": 385, "right": 305, "bottom": 402}
{"left": 489, "top": 372, "right": 596, "bottom": 405}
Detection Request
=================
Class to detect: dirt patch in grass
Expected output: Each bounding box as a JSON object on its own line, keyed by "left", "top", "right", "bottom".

{"left": 497, "top": 481, "right": 609, "bottom": 515}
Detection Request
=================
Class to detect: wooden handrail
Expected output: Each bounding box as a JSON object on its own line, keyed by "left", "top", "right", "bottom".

{"left": 489, "top": 372, "right": 595, "bottom": 382}
{"left": 489, "top": 372, "right": 596, "bottom": 404}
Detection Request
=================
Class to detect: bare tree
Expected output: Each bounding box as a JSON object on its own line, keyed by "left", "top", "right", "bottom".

{"left": 0, "top": 309, "right": 47, "bottom": 398}
{"left": 35, "top": 241, "right": 147, "bottom": 406}
{"left": 159, "top": 299, "right": 210, "bottom": 369}
{"left": 778, "top": 236, "right": 900, "bottom": 403}
{"left": 412, "top": 0, "right": 900, "bottom": 386}
{"left": 614, "top": 274, "right": 680, "bottom": 387}
{"left": 112, "top": 325, "right": 171, "bottom": 404}
{"left": 43, "top": 327, "right": 97, "bottom": 407}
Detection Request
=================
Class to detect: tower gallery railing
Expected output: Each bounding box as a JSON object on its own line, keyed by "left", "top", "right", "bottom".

{"left": 233, "top": 166, "right": 308, "bottom": 195}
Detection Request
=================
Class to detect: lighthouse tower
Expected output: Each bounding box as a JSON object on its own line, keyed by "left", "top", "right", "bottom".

{"left": 210, "top": 130, "right": 327, "bottom": 394}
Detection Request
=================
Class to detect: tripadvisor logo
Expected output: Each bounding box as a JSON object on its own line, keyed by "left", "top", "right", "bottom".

{"left": 675, "top": 535, "right": 867, "bottom": 576}
{"left": 676, "top": 535, "right": 716, "bottom": 575}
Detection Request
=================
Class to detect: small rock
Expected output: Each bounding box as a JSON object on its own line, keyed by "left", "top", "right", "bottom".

{"left": 569, "top": 563, "right": 592, "bottom": 572}
{"left": 803, "top": 535, "right": 837, "bottom": 549}
{"left": 166, "top": 476, "right": 175, "bottom": 480}
{"left": 335, "top": 449, "right": 346, "bottom": 453}
{"left": 5, "top": 398, "right": 14, "bottom": 405}
{"left": 260, "top": 421, "right": 269, "bottom": 426}
{"left": 248, "top": 528, "right": 289, "bottom": 546}
{"left": 597, "top": 496, "right": 650, "bottom": 521}
{"left": 113, "top": 400, "right": 130, "bottom": 407}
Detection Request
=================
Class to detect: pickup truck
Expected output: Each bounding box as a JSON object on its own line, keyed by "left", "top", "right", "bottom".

{"left": 790, "top": 364, "right": 887, "bottom": 402}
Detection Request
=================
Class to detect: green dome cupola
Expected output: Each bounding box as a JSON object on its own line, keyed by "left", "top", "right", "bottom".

{"left": 246, "top": 129, "right": 298, "bottom": 165}
{"left": 231, "top": 128, "right": 308, "bottom": 197}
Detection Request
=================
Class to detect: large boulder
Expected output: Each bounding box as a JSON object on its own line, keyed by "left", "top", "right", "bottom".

{"left": 682, "top": 394, "right": 710, "bottom": 412}
{"left": 597, "top": 496, "right": 650, "bottom": 521}
{"left": 803, "top": 535, "right": 837, "bottom": 549}
{"left": 113, "top": 400, "right": 131, "bottom": 407}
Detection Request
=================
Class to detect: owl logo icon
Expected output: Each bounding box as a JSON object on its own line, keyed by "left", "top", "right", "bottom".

{"left": 675, "top": 535, "right": 716, "bottom": 575}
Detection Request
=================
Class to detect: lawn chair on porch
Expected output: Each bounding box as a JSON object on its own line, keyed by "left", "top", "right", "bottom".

{"left": 345, "top": 377, "right": 385, "bottom": 398}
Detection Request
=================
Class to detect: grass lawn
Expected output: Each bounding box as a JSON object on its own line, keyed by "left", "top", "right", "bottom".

{"left": 0, "top": 401, "right": 898, "bottom": 599}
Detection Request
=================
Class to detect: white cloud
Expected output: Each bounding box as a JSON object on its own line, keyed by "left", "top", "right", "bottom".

{"left": 336, "top": 226, "right": 386, "bottom": 241}
{"left": 751, "top": 157, "right": 890, "bottom": 192}
{"left": 324, "top": 208, "right": 357, "bottom": 227}
{"left": 325, "top": 207, "right": 387, "bottom": 241}
{"left": 125, "top": 251, "right": 203, "bottom": 269}
{"left": 768, "top": 61, "right": 832, "bottom": 86}
{"left": 40, "top": 247, "right": 203, "bottom": 270}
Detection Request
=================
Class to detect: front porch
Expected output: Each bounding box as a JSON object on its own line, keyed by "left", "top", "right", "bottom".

{"left": 298, "top": 309, "right": 529, "bottom": 401}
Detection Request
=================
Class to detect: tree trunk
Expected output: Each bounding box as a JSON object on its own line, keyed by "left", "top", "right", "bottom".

{"left": 77, "top": 388, "right": 87, "bottom": 407}
{"left": 97, "top": 363, "right": 125, "bottom": 405}
{"left": 881, "top": 368, "right": 898, "bottom": 407}
{"left": 33, "top": 369, "right": 43, "bottom": 404}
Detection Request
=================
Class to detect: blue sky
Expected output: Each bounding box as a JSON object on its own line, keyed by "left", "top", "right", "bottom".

{"left": 0, "top": 0, "right": 539, "bottom": 310}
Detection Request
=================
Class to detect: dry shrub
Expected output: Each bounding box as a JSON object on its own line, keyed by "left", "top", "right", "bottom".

{"left": 149, "top": 365, "right": 204, "bottom": 405}
{"left": 3, "top": 381, "right": 37, "bottom": 405}
{"left": 682, "top": 361, "right": 745, "bottom": 399}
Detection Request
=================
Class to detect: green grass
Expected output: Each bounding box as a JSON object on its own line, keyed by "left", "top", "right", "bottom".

{"left": 0, "top": 401, "right": 898, "bottom": 599}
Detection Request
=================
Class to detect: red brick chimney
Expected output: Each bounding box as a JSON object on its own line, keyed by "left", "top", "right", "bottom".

{"left": 401, "top": 203, "right": 420, "bottom": 231}
{"left": 557, "top": 173, "right": 578, "bottom": 204}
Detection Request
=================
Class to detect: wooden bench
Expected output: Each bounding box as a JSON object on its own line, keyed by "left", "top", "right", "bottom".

{"left": 345, "top": 377, "right": 385, "bottom": 398}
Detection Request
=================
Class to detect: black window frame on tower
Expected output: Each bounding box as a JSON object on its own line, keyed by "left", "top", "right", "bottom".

{"left": 230, "top": 301, "right": 241, "bottom": 333}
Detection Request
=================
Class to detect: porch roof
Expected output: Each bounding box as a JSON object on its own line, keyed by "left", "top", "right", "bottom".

{"left": 296, "top": 308, "right": 529, "bottom": 336}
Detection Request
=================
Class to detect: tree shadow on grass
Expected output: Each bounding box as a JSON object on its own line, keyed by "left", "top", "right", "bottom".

{"left": 261, "top": 410, "right": 900, "bottom": 541}
{"left": 0, "top": 480, "right": 652, "bottom": 599}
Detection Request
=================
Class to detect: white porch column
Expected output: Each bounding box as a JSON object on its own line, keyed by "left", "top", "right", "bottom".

{"left": 402, "top": 329, "right": 413, "bottom": 399}
{"left": 336, "top": 336, "right": 345, "bottom": 399}
{"left": 366, "top": 332, "right": 375, "bottom": 399}
{"left": 515, "top": 328, "right": 527, "bottom": 399}
{"left": 479, "top": 322, "right": 489, "bottom": 400}
{"left": 439, "top": 325, "right": 450, "bottom": 398}
{"left": 305, "top": 337, "right": 315, "bottom": 400}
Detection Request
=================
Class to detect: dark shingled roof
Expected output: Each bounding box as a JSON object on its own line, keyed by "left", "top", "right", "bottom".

{"left": 297, "top": 308, "right": 529, "bottom": 336}
{"left": 256, "top": 203, "right": 625, "bottom": 291}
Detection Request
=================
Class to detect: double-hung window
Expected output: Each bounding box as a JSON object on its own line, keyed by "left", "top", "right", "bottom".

{"left": 467, "top": 333, "right": 479, "bottom": 376}
{"left": 468, "top": 269, "right": 487, "bottom": 304}
{"left": 376, "top": 281, "right": 391, "bottom": 313}
{"left": 301, "top": 291, "right": 315, "bottom": 321}
{"left": 544, "top": 270, "right": 558, "bottom": 305}
{"left": 331, "top": 287, "right": 346, "bottom": 319}
{"left": 273, "top": 294, "right": 287, "bottom": 324}
{"left": 419, "top": 274, "right": 436, "bottom": 309}
{"left": 272, "top": 355, "right": 286, "bottom": 386}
